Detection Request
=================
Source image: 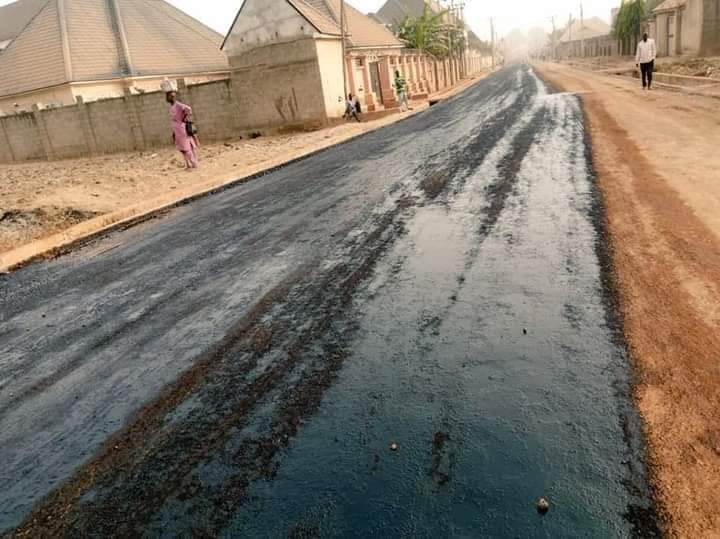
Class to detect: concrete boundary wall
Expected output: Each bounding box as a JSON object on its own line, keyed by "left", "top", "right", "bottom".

{"left": 0, "top": 78, "right": 239, "bottom": 164}
{"left": 0, "top": 49, "right": 492, "bottom": 164}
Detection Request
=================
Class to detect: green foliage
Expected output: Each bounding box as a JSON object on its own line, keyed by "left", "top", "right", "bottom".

{"left": 398, "top": 2, "right": 448, "bottom": 56}
{"left": 614, "top": 0, "right": 647, "bottom": 42}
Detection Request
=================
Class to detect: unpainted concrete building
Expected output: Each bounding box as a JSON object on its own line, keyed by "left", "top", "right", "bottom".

{"left": 650, "top": 0, "right": 720, "bottom": 56}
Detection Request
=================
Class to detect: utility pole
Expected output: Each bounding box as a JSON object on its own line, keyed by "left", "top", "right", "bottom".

{"left": 455, "top": 1, "right": 466, "bottom": 77}
{"left": 580, "top": 2, "right": 585, "bottom": 58}
{"left": 550, "top": 16, "right": 557, "bottom": 60}
{"left": 568, "top": 13, "right": 573, "bottom": 57}
{"left": 340, "top": 0, "right": 347, "bottom": 99}
{"left": 490, "top": 17, "right": 495, "bottom": 69}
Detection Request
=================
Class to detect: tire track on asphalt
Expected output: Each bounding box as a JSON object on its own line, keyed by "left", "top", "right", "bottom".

{"left": 2, "top": 67, "right": 539, "bottom": 536}
{"left": 7, "top": 70, "right": 538, "bottom": 537}
{"left": 10, "top": 194, "right": 419, "bottom": 536}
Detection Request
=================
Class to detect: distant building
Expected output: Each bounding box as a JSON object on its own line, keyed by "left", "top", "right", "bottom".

{"left": 371, "top": 0, "right": 446, "bottom": 33}
{"left": 223, "top": 0, "right": 407, "bottom": 125}
{"left": 222, "top": 0, "right": 486, "bottom": 131}
{"left": 0, "top": 0, "right": 229, "bottom": 114}
{"left": 649, "top": 0, "right": 720, "bottom": 56}
{"left": 557, "top": 16, "right": 618, "bottom": 58}
{"left": 371, "top": 0, "right": 487, "bottom": 54}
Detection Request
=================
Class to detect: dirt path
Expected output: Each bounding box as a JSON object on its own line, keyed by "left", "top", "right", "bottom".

{"left": 536, "top": 62, "right": 720, "bottom": 538}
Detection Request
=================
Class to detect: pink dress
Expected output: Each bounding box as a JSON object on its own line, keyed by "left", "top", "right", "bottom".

{"left": 169, "top": 101, "right": 198, "bottom": 153}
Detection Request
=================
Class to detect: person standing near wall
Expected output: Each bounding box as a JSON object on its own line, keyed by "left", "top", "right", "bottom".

{"left": 394, "top": 70, "right": 410, "bottom": 112}
{"left": 166, "top": 91, "right": 199, "bottom": 169}
{"left": 344, "top": 93, "right": 361, "bottom": 122}
{"left": 636, "top": 32, "right": 657, "bottom": 90}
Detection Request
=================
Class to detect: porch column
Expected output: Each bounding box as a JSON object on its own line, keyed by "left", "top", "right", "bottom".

{"left": 378, "top": 56, "right": 399, "bottom": 109}
{"left": 359, "top": 56, "right": 377, "bottom": 112}
{"left": 345, "top": 56, "right": 356, "bottom": 98}
{"left": 407, "top": 55, "right": 418, "bottom": 95}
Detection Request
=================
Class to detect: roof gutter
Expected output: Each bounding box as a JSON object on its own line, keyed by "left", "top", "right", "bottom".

{"left": 108, "top": 0, "right": 134, "bottom": 76}
{"left": 56, "top": 0, "right": 73, "bottom": 81}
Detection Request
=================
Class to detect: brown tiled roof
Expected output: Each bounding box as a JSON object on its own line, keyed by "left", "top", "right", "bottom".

{"left": 0, "top": 0, "right": 47, "bottom": 42}
{"left": 288, "top": 0, "right": 341, "bottom": 36}
{"left": 334, "top": 0, "right": 404, "bottom": 48}
{"left": 375, "top": 0, "right": 445, "bottom": 31}
{"left": 0, "top": 0, "right": 229, "bottom": 98}
{"left": 305, "top": 0, "right": 403, "bottom": 49}
{"left": 0, "top": 0, "right": 66, "bottom": 97}
{"left": 652, "top": 0, "right": 687, "bottom": 13}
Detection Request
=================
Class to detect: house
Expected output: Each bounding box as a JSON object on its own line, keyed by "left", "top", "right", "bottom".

{"left": 557, "top": 16, "right": 618, "bottom": 57}
{"left": 650, "top": 0, "right": 720, "bottom": 56}
{"left": 0, "top": 0, "right": 230, "bottom": 114}
{"left": 370, "top": 0, "right": 446, "bottom": 33}
{"left": 222, "top": 0, "right": 446, "bottom": 130}
{"left": 222, "top": 0, "right": 489, "bottom": 132}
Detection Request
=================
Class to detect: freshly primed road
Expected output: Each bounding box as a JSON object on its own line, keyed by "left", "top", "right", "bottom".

{"left": 0, "top": 65, "right": 658, "bottom": 536}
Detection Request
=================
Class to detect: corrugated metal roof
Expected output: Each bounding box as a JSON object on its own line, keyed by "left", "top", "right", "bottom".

{"left": 0, "top": 0, "right": 229, "bottom": 98}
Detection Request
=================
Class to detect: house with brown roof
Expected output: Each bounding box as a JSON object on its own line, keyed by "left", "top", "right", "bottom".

{"left": 649, "top": 0, "right": 720, "bottom": 56}
{"left": 0, "top": 0, "right": 230, "bottom": 115}
{"left": 222, "top": 0, "right": 487, "bottom": 130}
{"left": 222, "top": 0, "right": 409, "bottom": 128}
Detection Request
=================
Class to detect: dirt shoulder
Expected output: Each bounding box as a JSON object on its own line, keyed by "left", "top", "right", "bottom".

{"left": 0, "top": 75, "right": 485, "bottom": 256}
{"left": 536, "top": 62, "right": 720, "bottom": 537}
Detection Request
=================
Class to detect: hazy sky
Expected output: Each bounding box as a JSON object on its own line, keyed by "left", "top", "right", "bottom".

{"left": 1, "top": 0, "right": 620, "bottom": 40}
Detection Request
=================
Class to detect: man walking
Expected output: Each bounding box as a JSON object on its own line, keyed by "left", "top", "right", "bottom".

{"left": 344, "top": 93, "right": 360, "bottom": 122}
{"left": 636, "top": 32, "right": 657, "bottom": 90}
{"left": 394, "top": 70, "right": 411, "bottom": 112}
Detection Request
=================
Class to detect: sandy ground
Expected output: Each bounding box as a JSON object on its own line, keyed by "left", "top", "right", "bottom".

{"left": 570, "top": 55, "right": 720, "bottom": 78}
{"left": 537, "top": 62, "right": 720, "bottom": 538}
{"left": 0, "top": 114, "right": 404, "bottom": 253}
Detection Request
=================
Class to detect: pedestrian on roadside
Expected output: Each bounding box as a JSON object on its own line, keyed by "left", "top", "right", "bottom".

{"left": 344, "top": 93, "right": 361, "bottom": 122}
{"left": 394, "top": 70, "right": 411, "bottom": 111}
{"left": 635, "top": 32, "right": 657, "bottom": 90}
{"left": 166, "top": 91, "right": 199, "bottom": 169}
{"left": 354, "top": 93, "right": 362, "bottom": 114}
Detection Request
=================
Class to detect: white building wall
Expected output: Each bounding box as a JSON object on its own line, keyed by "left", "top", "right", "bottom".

{"left": 315, "top": 38, "right": 345, "bottom": 119}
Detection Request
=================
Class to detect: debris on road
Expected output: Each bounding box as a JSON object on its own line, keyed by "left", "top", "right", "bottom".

{"left": 536, "top": 497, "right": 550, "bottom": 515}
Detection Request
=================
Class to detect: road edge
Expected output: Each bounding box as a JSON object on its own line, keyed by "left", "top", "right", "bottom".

{"left": 0, "top": 71, "right": 494, "bottom": 274}
{"left": 533, "top": 61, "right": 672, "bottom": 536}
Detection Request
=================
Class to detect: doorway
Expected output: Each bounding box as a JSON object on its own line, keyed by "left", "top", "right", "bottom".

{"left": 667, "top": 15, "right": 676, "bottom": 56}
{"left": 369, "top": 62, "right": 383, "bottom": 105}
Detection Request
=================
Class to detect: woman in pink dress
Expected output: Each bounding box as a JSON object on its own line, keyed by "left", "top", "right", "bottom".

{"left": 166, "top": 91, "right": 199, "bottom": 169}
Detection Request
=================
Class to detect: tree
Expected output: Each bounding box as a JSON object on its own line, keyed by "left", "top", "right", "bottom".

{"left": 397, "top": 2, "right": 451, "bottom": 57}
{"left": 614, "top": 0, "right": 646, "bottom": 54}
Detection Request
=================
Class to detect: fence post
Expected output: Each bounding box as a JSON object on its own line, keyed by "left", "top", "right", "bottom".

{"left": 76, "top": 95, "right": 98, "bottom": 156}
{"left": 31, "top": 104, "right": 54, "bottom": 161}
{"left": 0, "top": 117, "right": 17, "bottom": 163}
{"left": 124, "top": 88, "right": 147, "bottom": 151}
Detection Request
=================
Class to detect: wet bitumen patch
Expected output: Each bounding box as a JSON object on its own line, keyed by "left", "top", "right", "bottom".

{"left": 0, "top": 65, "right": 658, "bottom": 537}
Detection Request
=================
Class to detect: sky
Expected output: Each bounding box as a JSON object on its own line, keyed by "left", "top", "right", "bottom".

{"left": 0, "top": 0, "right": 620, "bottom": 41}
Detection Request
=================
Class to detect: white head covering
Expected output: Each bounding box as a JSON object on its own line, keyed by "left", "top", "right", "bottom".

{"left": 160, "top": 78, "right": 177, "bottom": 93}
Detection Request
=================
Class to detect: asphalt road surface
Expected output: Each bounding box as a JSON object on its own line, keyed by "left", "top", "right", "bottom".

{"left": 0, "top": 65, "right": 659, "bottom": 537}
